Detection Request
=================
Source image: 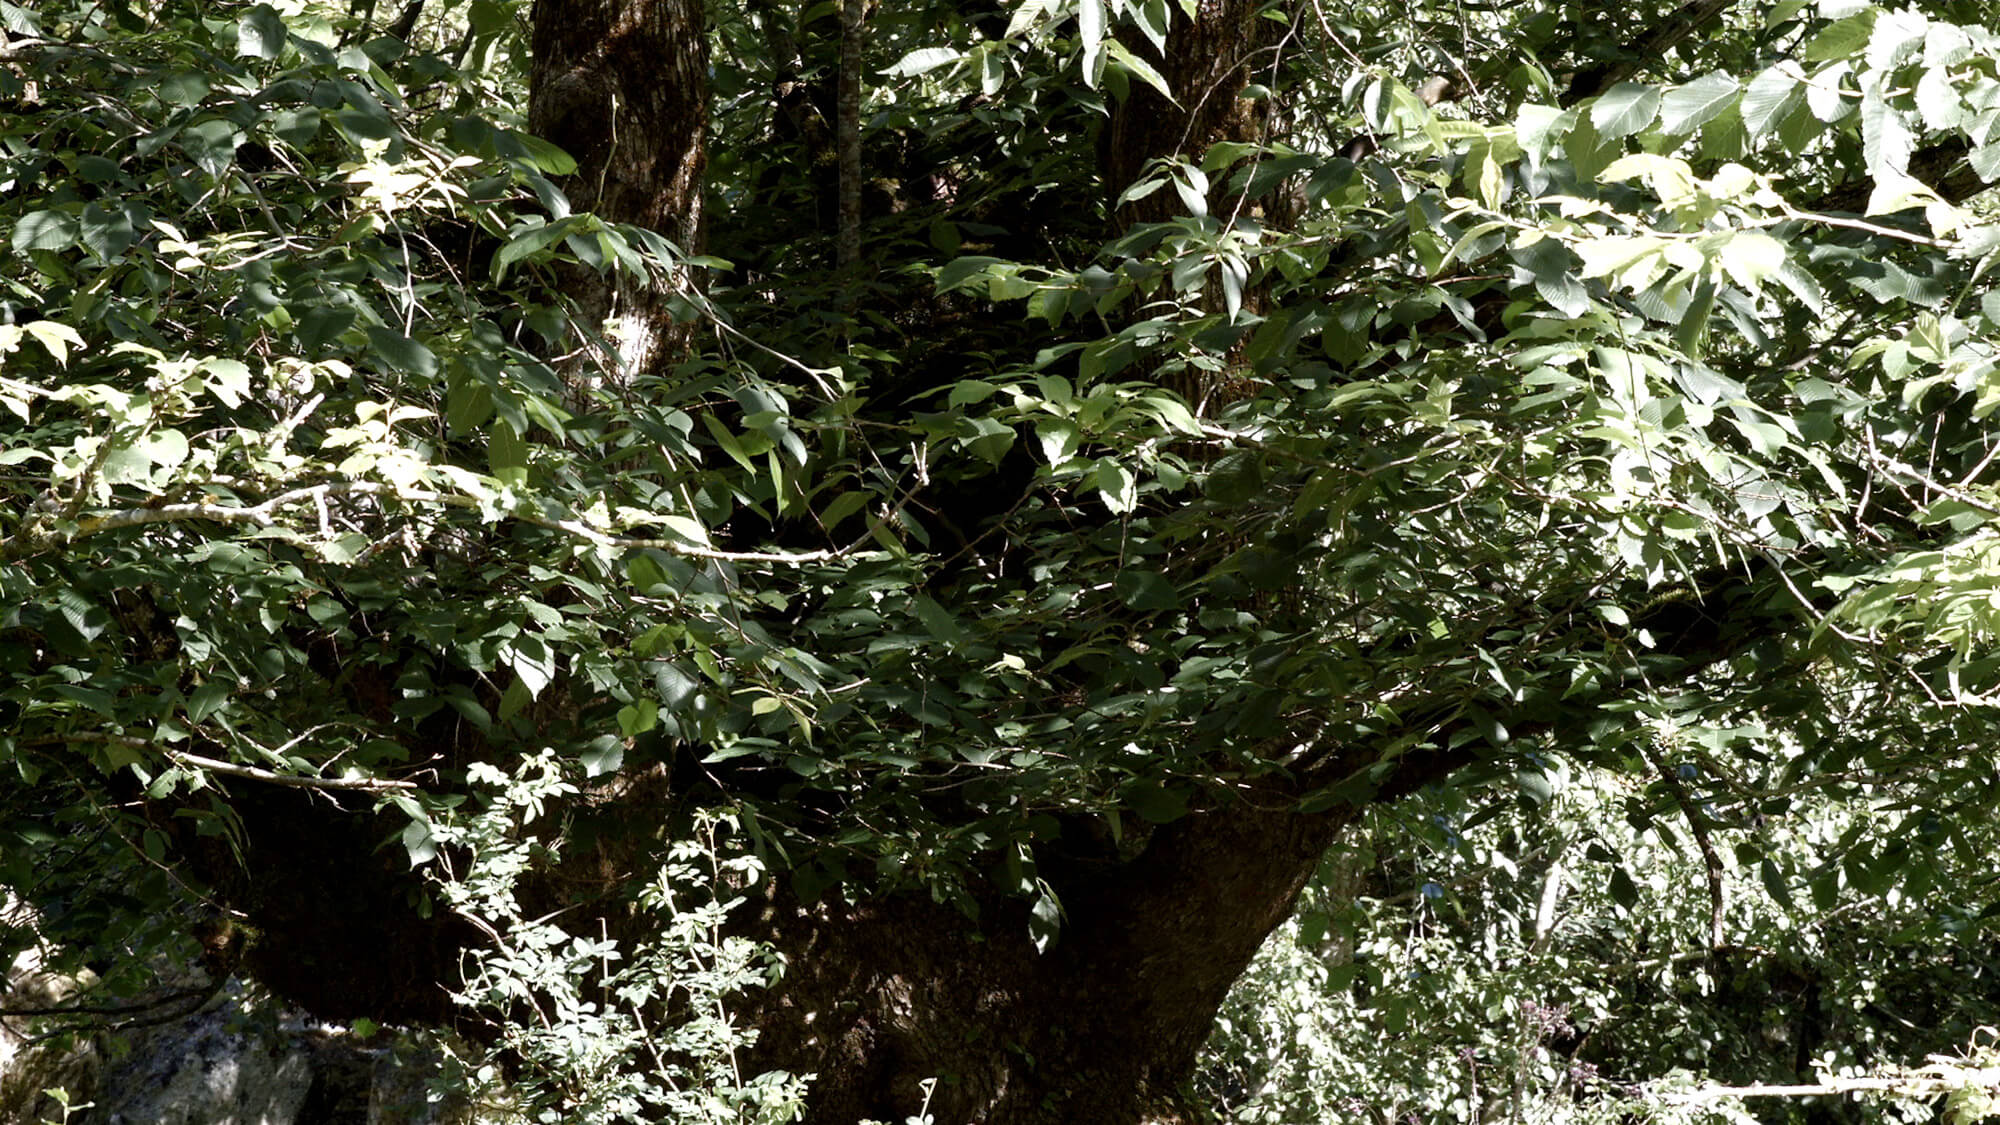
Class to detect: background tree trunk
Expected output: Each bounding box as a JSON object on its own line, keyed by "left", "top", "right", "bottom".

{"left": 527, "top": 0, "right": 708, "bottom": 382}
{"left": 1100, "top": 0, "right": 1276, "bottom": 227}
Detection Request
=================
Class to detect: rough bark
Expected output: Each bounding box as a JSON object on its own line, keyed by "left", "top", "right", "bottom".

{"left": 527, "top": 0, "right": 707, "bottom": 384}
{"left": 1100, "top": 0, "right": 1276, "bottom": 228}
{"left": 835, "top": 0, "right": 865, "bottom": 281}
{"left": 731, "top": 790, "right": 1357, "bottom": 1125}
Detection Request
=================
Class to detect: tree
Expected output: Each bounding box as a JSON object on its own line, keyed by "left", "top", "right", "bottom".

{"left": 3, "top": 0, "right": 2000, "bottom": 1122}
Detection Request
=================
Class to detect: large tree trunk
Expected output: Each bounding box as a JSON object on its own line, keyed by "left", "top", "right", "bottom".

{"left": 734, "top": 795, "right": 1353, "bottom": 1124}
{"left": 152, "top": 5, "right": 1821, "bottom": 1124}
{"left": 527, "top": 0, "right": 707, "bottom": 383}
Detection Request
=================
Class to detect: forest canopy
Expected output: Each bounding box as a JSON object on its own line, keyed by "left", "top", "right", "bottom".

{"left": 4, "top": 0, "right": 2000, "bottom": 1121}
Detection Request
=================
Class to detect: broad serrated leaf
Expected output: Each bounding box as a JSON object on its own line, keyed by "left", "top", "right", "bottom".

{"left": 1804, "top": 10, "right": 1877, "bottom": 62}
{"left": 654, "top": 662, "right": 698, "bottom": 710}
{"left": 580, "top": 735, "right": 624, "bottom": 776}
{"left": 1658, "top": 72, "right": 1739, "bottom": 135}
{"left": 509, "top": 634, "right": 556, "bottom": 698}
{"left": 1114, "top": 569, "right": 1178, "bottom": 611}
{"left": 1028, "top": 888, "right": 1062, "bottom": 953}
{"left": 1126, "top": 780, "right": 1188, "bottom": 824}
{"left": 1740, "top": 66, "right": 1804, "bottom": 140}
{"left": 1590, "top": 82, "right": 1661, "bottom": 139}
{"left": 78, "top": 203, "right": 135, "bottom": 259}
{"left": 402, "top": 818, "right": 437, "bottom": 867}
{"left": 1859, "top": 81, "right": 1914, "bottom": 181}
{"left": 1095, "top": 459, "right": 1137, "bottom": 513}
{"left": 1716, "top": 230, "right": 1786, "bottom": 290}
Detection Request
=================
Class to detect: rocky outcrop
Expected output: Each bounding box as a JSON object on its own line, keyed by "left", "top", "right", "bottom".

{"left": 3, "top": 955, "right": 457, "bottom": 1125}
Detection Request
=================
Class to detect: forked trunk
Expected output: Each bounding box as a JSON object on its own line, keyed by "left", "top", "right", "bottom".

{"left": 737, "top": 799, "right": 1354, "bottom": 1124}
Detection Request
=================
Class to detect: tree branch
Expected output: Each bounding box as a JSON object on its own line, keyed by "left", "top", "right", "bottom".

{"left": 1564, "top": 0, "right": 1734, "bottom": 103}
{"left": 26, "top": 734, "right": 420, "bottom": 793}
{"left": 4, "top": 479, "right": 844, "bottom": 565}
{"left": 1656, "top": 1071, "right": 2000, "bottom": 1102}
{"left": 166, "top": 750, "right": 420, "bottom": 793}
{"left": 1643, "top": 740, "right": 1727, "bottom": 949}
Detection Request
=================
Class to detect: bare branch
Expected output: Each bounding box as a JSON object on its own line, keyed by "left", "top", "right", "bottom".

{"left": 25, "top": 733, "right": 420, "bottom": 793}
{"left": 166, "top": 750, "right": 420, "bottom": 793}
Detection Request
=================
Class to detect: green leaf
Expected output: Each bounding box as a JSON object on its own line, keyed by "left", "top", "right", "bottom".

{"left": 1675, "top": 271, "right": 1717, "bottom": 358}
{"left": 1028, "top": 888, "right": 1062, "bottom": 953}
{"left": 402, "top": 818, "right": 437, "bottom": 867}
{"left": 447, "top": 376, "right": 495, "bottom": 434}
{"left": 1740, "top": 67, "right": 1805, "bottom": 141}
{"left": 1515, "top": 769, "right": 1553, "bottom": 806}
{"left": 78, "top": 203, "right": 135, "bottom": 259}
{"left": 912, "top": 594, "right": 967, "bottom": 647}
{"left": 1657, "top": 72, "right": 1740, "bottom": 135}
{"left": 1590, "top": 82, "right": 1662, "bottom": 139}
{"left": 493, "top": 218, "right": 576, "bottom": 278}
{"left": 21, "top": 320, "right": 83, "bottom": 364}
{"left": 1758, "top": 858, "right": 1793, "bottom": 907}
{"left": 1608, "top": 866, "right": 1639, "bottom": 908}
{"left": 617, "top": 700, "right": 659, "bottom": 737}
{"left": 654, "top": 662, "right": 699, "bottom": 710}
{"left": 1095, "top": 459, "right": 1137, "bottom": 514}
{"left": 179, "top": 119, "right": 242, "bottom": 176}
{"left": 186, "top": 680, "right": 230, "bottom": 723}
{"left": 237, "top": 4, "right": 287, "bottom": 59}
{"left": 515, "top": 134, "right": 577, "bottom": 175}
{"left": 365, "top": 327, "right": 440, "bottom": 378}
{"left": 883, "top": 47, "right": 960, "bottom": 77}
{"left": 1125, "top": 780, "right": 1188, "bottom": 824}
{"left": 580, "top": 734, "right": 624, "bottom": 777}
{"left": 818, "top": 491, "right": 869, "bottom": 530}
{"left": 489, "top": 419, "right": 528, "bottom": 484}
{"left": 936, "top": 255, "right": 1006, "bottom": 293}
{"left": 1804, "top": 10, "right": 1878, "bottom": 62}
{"left": 510, "top": 634, "right": 556, "bottom": 698}
{"left": 297, "top": 306, "right": 356, "bottom": 353}
{"left": 1114, "top": 569, "right": 1179, "bottom": 611}
{"left": 1716, "top": 230, "right": 1787, "bottom": 290}
{"left": 1105, "top": 40, "right": 1174, "bottom": 103}
{"left": 12, "top": 210, "right": 77, "bottom": 253}
{"left": 1859, "top": 81, "right": 1914, "bottom": 181}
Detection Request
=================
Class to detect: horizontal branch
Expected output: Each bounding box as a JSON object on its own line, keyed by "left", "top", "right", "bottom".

{"left": 28, "top": 733, "right": 419, "bottom": 793}
{"left": 1658, "top": 1070, "right": 2000, "bottom": 1102}
{"left": 0, "top": 984, "right": 212, "bottom": 1021}
{"left": 7, "top": 479, "right": 840, "bottom": 565}
{"left": 167, "top": 749, "right": 419, "bottom": 793}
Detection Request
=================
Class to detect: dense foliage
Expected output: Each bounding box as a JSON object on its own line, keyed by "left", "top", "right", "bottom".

{"left": 5, "top": 0, "right": 2000, "bottom": 1120}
